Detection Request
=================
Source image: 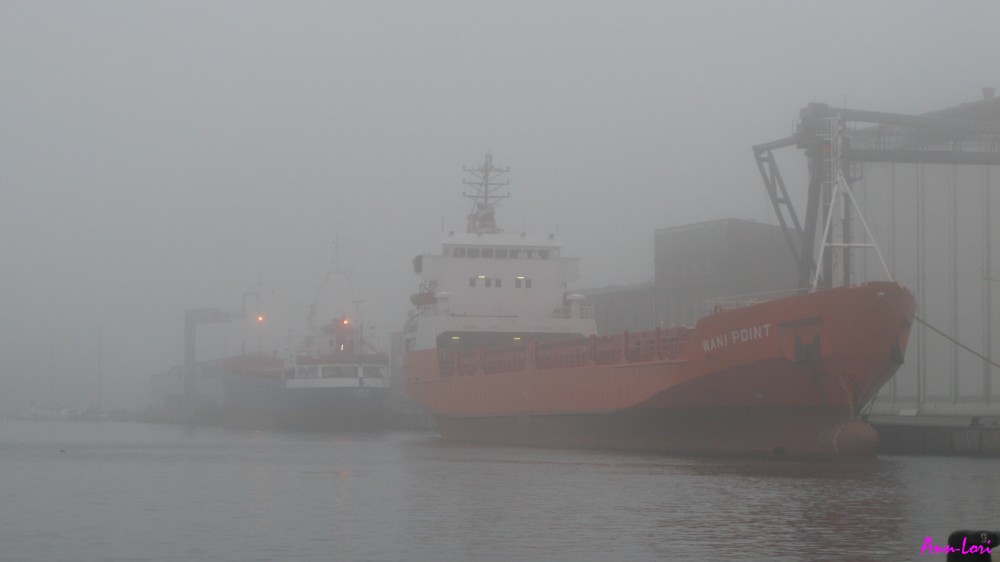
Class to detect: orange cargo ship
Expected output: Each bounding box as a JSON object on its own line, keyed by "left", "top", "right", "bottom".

{"left": 403, "top": 153, "right": 915, "bottom": 456}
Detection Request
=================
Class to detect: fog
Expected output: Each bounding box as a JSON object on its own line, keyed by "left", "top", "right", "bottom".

{"left": 1, "top": 1, "right": 997, "bottom": 411}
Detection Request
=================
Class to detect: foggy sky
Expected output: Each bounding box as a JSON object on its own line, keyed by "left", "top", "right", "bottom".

{"left": 1, "top": 1, "right": 997, "bottom": 411}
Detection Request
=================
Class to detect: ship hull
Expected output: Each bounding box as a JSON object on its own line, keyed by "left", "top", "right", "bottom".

{"left": 222, "top": 373, "right": 388, "bottom": 430}
{"left": 405, "top": 282, "right": 915, "bottom": 456}
{"left": 435, "top": 407, "right": 879, "bottom": 456}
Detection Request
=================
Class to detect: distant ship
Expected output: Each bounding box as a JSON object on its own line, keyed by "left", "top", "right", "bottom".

{"left": 222, "top": 315, "right": 389, "bottom": 429}
{"left": 402, "top": 153, "right": 915, "bottom": 456}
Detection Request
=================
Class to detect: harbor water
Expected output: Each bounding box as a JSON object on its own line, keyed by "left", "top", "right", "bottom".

{"left": 1, "top": 420, "right": 997, "bottom": 561}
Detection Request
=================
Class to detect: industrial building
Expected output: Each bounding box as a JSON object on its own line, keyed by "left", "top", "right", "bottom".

{"left": 581, "top": 218, "right": 797, "bottom": 334}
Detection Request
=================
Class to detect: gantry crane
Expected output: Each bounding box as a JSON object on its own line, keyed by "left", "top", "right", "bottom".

{"left": 754, "top": 101, "right": 1000, "bottom": 289}
{"left": 182, "top": 291, "right": 259, "bottom": 416}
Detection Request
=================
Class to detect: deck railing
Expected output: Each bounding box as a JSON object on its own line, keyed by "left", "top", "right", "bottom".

{"left": 703, "top": 287, "right": 810, "bottom": 314}
{"left": 437, "top": 326, "right": 692, "bottom": 377}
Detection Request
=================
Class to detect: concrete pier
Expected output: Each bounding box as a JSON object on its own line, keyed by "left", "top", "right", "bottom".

{"left": 869, "top": 415, "right": 1000, "bottom": 457}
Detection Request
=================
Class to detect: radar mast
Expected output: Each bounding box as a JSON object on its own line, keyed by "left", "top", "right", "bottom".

{"left": 462, "top": 151, "right": 509, "bottom": 234}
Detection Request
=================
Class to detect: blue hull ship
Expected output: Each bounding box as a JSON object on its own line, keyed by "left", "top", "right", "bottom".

{"left": 221, "top": 316, "right": 389, "bottom": 430}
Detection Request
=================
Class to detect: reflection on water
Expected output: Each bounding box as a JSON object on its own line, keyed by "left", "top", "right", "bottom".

{"left": 0, "top": 421, "right": 996, "bottom": 561}
{"left": 396, "top": 443, "right": 914, "bottom": 561}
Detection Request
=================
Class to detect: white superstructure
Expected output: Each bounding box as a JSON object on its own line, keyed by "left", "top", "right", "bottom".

{"left": 404, "top": 153, "right": 597, "bottom": 353}
{"left": 285, "top": 316, "right": 388, "bottom": 390}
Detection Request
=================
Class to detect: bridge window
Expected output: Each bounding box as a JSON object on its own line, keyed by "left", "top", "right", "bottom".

{"left": 485, "top": 278, "right": 492, "bottom": 288}
{"left": 468, "top": 248, "right": 480, "bottom": 258}
{"left": 495, "top": 278, "right": 502, "bottom": 288}
{"left": 508, "top": 249, "right": 520, "bottom": 259}
{"left": 482, "top": 248, "right": 494, "bottom": 258}
{"left": 495, "top": 249, "right": 508, "bottom": 259}
{"left": 538, "top": 250, "right": 549, "bottom": 259}
{"left": 453, "top": 248, "right": 465, "bottom": 257}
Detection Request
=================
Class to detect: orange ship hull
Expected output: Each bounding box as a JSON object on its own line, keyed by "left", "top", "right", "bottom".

{"left": 404, "top": 282, "right": 915, "bottom": 456}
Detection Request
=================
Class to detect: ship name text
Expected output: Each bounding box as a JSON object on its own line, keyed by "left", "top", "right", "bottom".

{"left": 701, "top": 324, "right": 771, "bottom": 353}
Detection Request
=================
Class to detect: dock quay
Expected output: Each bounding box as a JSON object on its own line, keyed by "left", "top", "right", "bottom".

{"left": 869, "top": 414, "right": 1000, "bottom": 457}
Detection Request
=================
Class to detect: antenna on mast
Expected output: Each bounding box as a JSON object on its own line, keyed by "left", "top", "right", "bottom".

{"left": 463, "top": 151, "right": 510, "bottom": 234}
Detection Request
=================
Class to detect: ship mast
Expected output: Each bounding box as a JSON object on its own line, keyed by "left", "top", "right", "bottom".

{"left": 463, "top": 152, "right": 510, "bottom": 234}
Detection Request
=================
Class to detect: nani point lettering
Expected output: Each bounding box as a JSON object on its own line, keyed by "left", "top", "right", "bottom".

{"left": 701, "top": 324, "right": 771, "bottom": 352}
